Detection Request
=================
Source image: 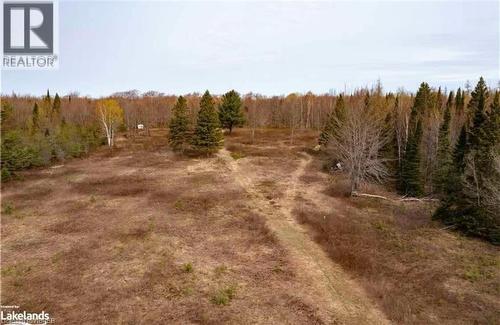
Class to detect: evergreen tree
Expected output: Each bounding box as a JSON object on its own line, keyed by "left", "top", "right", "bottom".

{"left": 462, "top": 89, "right": 498, "bottom": 208}
{"left": 398, "top": 83, "right": 431, "bottom": 196}
{"left": 485, "top": 91, "right": 500, "bottom": 145}
{"left": 455, "top": 88, "right": 464, "bottom": 113}
{"left": 401, "top": 118, "right": 423, "bottom": 196}
{"left": 434, "top": 79, "right": 500, "bottom": 244}
{"left": 435, "top": 87, "right": 443, "bottom": 112}
{"left": 192, "top": 90, "right": 223, "bottom": 154}
{"left": 433, "top": 91, "right": 453, "bottom": 194}
{"left": 32, "top": 103, "right": 40, "bottom": 131}
{"left": 218, "top": 90, "right": 245, "bottom": 134}
{"left": 168, "top": 96, "right": 190, "bottom": 152}
{"left": 1, "top": 102, "right": 14, "bottom": 133}
{"left": 52, "top": 93, "right": 61, "bottom": 117}
{"left": 45, "top": 89, "right": 51, "bottom": 103}
{"left": 319, "top": 94, "right": 345, "bottom": 145}
{"left": 467, "top": 77, "right": 488, "bottom": 150}
{"left": 334, "top": 94, "right": 346, "bottom": 121}
{"left": 43, "top": 90, "right": 51, "bottom": 116}
{"left": 413, "top": 82, "right": 432, "bottom": 116}
{"left": 446, "top": 89, "right": 454, "bottom": 112}
{"left": 453, "top": 126, "right": 468, "bottom": 175}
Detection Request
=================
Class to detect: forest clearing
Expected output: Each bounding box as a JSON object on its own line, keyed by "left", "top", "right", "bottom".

{"left": 1, "top": 128, "right": 498, "bottom": 324}
{"left": 2, "top": 1, "right": 499, "bottom": 323}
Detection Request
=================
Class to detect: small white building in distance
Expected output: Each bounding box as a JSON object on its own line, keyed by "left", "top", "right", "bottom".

{"left": 137, "top": 124, "right": 145, "bottom": 130}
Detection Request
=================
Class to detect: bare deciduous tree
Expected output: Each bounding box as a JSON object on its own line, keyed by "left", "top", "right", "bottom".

{"left": 483, "top": 152, "right": 500, "bottom": 217}
{"left": 327, "top": 102, "right": 388, "bottom": 195}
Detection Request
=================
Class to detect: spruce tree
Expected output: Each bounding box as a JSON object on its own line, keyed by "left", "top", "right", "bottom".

{"left": 413, "top": 82, "right": 432, "bottom": 116}
{"left": 446, "top": 90, "right": 454, "bottom": 112}
{"left": 43, "top": 90, "right": 51, "bottom": 115}
{"left": 467, "top": 77, "right": 488, "bottom": 150}
{"left": 334, "top": 94, "right": 346, "bottom": 121}
{"left": 401, "top": 118, "right": 423, "bottom": 196}
{"left": 453, "top": 126, "right": 468, "bottom": 175}
{"left": 433, "top": 91, "right": 453, "bottom": 195}
{"left": 168, "top": 96, "right": 190, "bottom": 152}
{"left": 52, "top": 93, "right": 61, "bottom": 117}
{"left": 1, "top": 102, "right": 14, "bottom": 133}
{"left": 399, "top": 83, "right": 431, "bottom": 196}
{"left": 435, "top": 87, "right": 443, "bottom": 112}
{"left": 218, "top": 90, "right": 245, "bottom": 134}
{"left": 32, "top": 103, "right": 40, "bottom": 131}
{"left": 460, "top": 81, "right": 499, "bottom": 242}
{"left": 45, "top": 89, "right": 51, "bottom": 103}
{"left": 319, "top": 94, "right": 345, "bottom": 146}
{"left": 434, "top": 79, "right": 500, "bottom": 243}
{"left": 192, "top": 90, "right": 223, "bottom": 154}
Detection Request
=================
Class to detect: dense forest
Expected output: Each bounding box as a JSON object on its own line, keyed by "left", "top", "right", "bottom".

{"left": 1, "top": 77, "right": 499, "bottom": 243}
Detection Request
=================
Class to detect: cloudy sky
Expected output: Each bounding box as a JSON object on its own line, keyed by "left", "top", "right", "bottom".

{"left": 2, "top": 0, "right": 499, "bottom": 96}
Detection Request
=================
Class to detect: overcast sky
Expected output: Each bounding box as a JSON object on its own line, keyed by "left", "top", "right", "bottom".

{"left": 1, "top": 0, "right": 499, "bottom": 97}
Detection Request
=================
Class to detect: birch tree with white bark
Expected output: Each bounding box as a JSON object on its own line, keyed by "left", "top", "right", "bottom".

{"left": 96, "top": 99, "right": 123, "bottom": 147}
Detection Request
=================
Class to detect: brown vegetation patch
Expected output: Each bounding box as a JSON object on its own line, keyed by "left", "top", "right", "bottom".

{"left": 226, "top": 212, "right": 277, "bottom": 245}
{"left": 283, "top": 295, "right": 326, "bottom": 325}
{"left": 46, "top": 216, "right": 95, "bottom": 234}
{"left": 294, "top": 198, "right": 500, "bottom": 324}
{"left": 4, "top": 184, "right": 54, "bottom": 202}
{"left": 256, "top": 179, "right": 284, "bottom": 201}
{"left": 226, "top": 143, "right": 285, "bottom": 158}
{"left": 71, "top": 174, "right": 152, "bottom": 197}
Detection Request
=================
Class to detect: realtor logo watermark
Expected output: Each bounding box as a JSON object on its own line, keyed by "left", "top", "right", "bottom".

{"left": 2, "top": 1, "right": 59, "bottom": 69}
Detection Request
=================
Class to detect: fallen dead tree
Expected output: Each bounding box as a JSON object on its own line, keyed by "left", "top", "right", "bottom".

{"left": 398, "top": 197, "right": 439, "bottom": 202}
{"left": 351, "top": 192, "right": 390, "bottom": 200}
{"left": 351, "top": 191, "right": 439, "bottom": 203}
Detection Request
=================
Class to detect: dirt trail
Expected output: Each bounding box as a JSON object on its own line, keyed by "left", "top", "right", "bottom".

{"left": 218, "top": 149, "right": 390, "bottom": 325}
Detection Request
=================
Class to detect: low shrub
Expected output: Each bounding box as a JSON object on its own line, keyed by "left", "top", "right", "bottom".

{"left": 182, "top": 263, "right": 193, "bottom": 273}
{"left": 211, "top": 285, "right": 236, "bottom": 306}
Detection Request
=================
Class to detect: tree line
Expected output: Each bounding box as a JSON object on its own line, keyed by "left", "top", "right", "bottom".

{"left": 1, "top": 78, "right": 498, "bottom": 242}
{"left": 319, "top": 78, "right": 499, "bottom": 244}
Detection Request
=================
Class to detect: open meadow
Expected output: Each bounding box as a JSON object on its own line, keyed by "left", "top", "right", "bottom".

{"left": 1, "top": 128, "right": 498, "bottom": 324}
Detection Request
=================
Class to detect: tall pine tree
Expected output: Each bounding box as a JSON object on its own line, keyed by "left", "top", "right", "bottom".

{"left": 43, "top": 90, "right": 51, "bottom": 117}
{"left": 319, "top": 94, "right": 345, "bottom": 146}
{"left": 433, "top": 91, "right": 453, "bottom": 194}
{"left": 434, "top": 78, "right": 500, "bottom": 244}
{"left": 401, "top": 118, "right": 423, "bottom": 196}
{"left": 453, "top": 126, "right": 468, "bottom": 175}
{"left": 399, "top": 83, "right": 431, "bottom": 196}
{"left": 52, "top": 93, "right": 61, "bottom": 118}
{"left": 168, "top": 96, "right": 191, "bottom": 152}
{"left": 218, "top": 90, "right": 245, "bottom": 134}
{"left": 467, "top": 77, "right": 488, "bottom": 150}
{"left": 485, "top": 91, "right": 500, "bottom": 146}
{"left": 192, "top": 91, "right": 223, "bottom": 154}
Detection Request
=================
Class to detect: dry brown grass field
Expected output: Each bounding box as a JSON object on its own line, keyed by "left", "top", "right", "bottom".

{"left": 1, "top": 128, "right": 499, "bottom": 324}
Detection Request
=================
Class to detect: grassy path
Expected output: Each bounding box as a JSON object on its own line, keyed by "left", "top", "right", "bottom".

{"left": 218, "top": 149, "right": 390, "bottom": 325}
